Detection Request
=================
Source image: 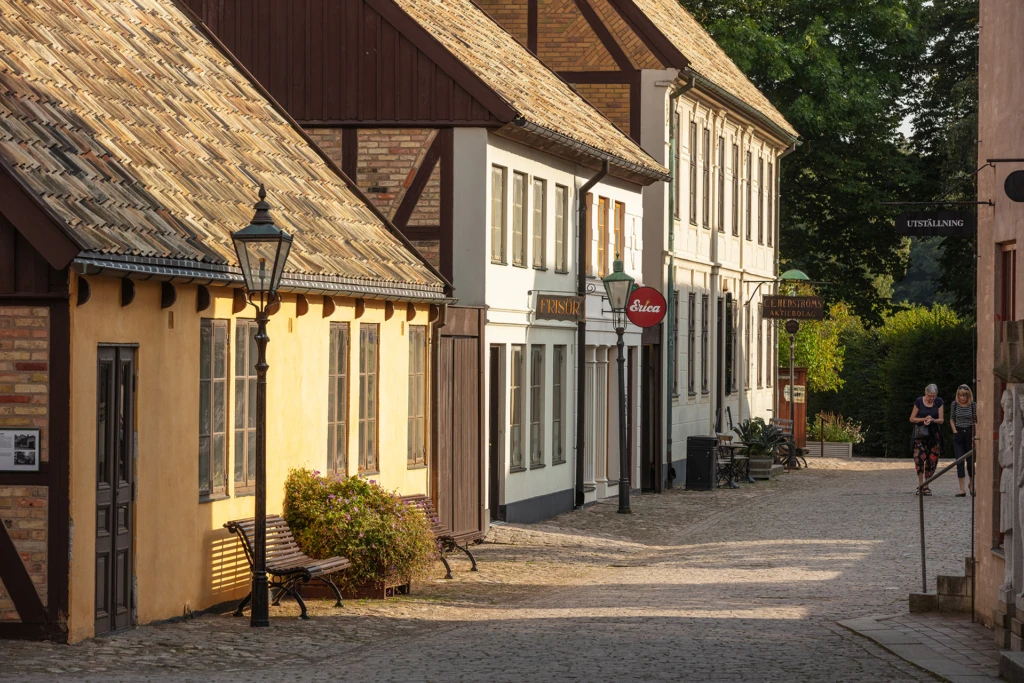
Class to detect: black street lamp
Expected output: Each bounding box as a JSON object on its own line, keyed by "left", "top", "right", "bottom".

{"left": 231, "top": 186, "right": 293, "bottom": 628}
{"left": 602, "top": 257, "right": 635, "bottom": 515}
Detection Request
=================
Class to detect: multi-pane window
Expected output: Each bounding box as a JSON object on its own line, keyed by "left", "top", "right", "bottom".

{"left": 358, "top": 324, "right": 379, "bottom": 473}
{"left": 766, "top": 320, "right": 773, "bottom": 387}
{"left": 327, "top": 323, "right": 349, "bottom": 474}
{"left": 552, "top": 346, "right": 566, "bottom": 464}
{"left": 702, "top": 128, "right": 710, "bottom": 229}
{"left": 407, "top": 326, "right": 426, "bottom": 466}
{"left": 745, "top": 152, "right": 752, "bottom": 240}
{"left": 614, "top": 202, "right": 625, "bottom": 262}
{"left": 532, "top": 178, "right": 546, "bottom": 268}
{"left": 687, "top": 293, "right": 696, "bottom": 394}
{"left": 725, "top": 297, "right": 735, "bottom": 394}
{"left": 758, "top": 158, "right": 765, "bottom": 245}
{"left": 689, "top": 121, "right": 697, "bottom": 224}
{"left": 757, "top": 307, "right": 764, "bottom": 389}
{"left": 529, "top": 345, "right": 545, "bottom": 467}
{"left": 199, "top": 319, "right": 228, "bottom": 498}
{"left": 491, "top": 166, "right": 506, "bottom": 263}
{"left": 673, "top": 289, "right": 680, "bottom": 395}
{"left": 597, "top": 196, "right": 609, "bottom": 277}
{"left": 512, "top": 171, "right": 527, "bottom": 266}
{"left": 717, "top": 137, "right": 725, "bottom": 233}
{"left": 732, "top": 143, "right": 739, "bottom": 236}
{"left": 744, "top": 304, "right": 751, "bottom": 390}
{"left": 555, "top": 185, "right": 568, "bottom": 272}
{"left": 234, "top": 320, "right": 257, "bottom": 491}
{"left": 767, "top": 162, "right": 774, "bottom": 247}
{"left": 510, "top": 345, "right": 525, "bottom": 470}
{"left": 700, "top": 294, "right": 709, "bottom": 394}
{"left": 673, "top": 111, "right": 681, "bottom": 219}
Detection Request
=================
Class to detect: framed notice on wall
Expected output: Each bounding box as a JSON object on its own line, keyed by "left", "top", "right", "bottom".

{"left": 0, "top": 428, "right": 40, "bottom": 472}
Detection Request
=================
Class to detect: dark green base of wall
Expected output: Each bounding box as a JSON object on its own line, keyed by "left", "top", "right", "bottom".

{"left": 501, "top": 488, "right": 575, "bottom": 524}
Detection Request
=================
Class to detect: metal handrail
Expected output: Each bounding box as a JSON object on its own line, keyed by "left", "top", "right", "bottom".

{"left": 916, "top": 448, "right": 975, "bottom": 599}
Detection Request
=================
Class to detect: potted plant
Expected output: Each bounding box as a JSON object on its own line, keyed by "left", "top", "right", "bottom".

{"left": 805, "top": 412, "right": 864, "bottom": 458}
{"left": 733, "top": 418, "right": 787, "bottom": 479}
{"left": 283, "top": 469, "right": 439, "bottom": 599}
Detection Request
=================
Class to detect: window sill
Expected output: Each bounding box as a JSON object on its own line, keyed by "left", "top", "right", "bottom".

{"left": 992, "top": 546, "right": 1005, "bottom": 559}
{"left": 533, "top": 266, "right": 547, "bottom": 271}
{"left": 510, "top": 467, "right": 528, "bottom": 474}
{"left": 554, "top": 269, "right": 569, "bottom": 275}
{"left": 234, "top": 488, "right": 254, "bottom": 498}
{"left": 688, "top": 391, "right": 698, "bottom": 397}
{"left": 552, "top": 459, "right": 567, "bottom": 466}
{"left": 491, "top": 260, "right": 507, "bottom": 266}
{"left": 359, "top": 470, "right": 381, "bottom": 477}
{"left": 530, "top": 462, "right": 546, "bottom": 470}
{"left": 512, "top": 262, "right": 528, "bottom": 269}
{"left": 199, "top": 493, "right": 229, "bottom": 504}
{"left": 407, "top": 464, "right": 428, "bottom": 470}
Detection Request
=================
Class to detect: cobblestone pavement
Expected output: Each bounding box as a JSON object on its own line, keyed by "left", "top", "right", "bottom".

{"left": 1, "top": 458, "right": 977, "bottom": 682}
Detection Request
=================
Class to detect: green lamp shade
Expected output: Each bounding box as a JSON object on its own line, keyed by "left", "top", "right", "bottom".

{"left": 780, "top": 269, "right": 810, "bottom": 281}
{"left": 602, "top": 259, "right": 635, "bottom": 313}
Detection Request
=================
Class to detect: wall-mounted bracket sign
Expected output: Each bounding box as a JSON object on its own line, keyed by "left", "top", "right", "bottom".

{"left": 535, "top": 294, "right": 585, "bottom": 322}
{"left": 626, "top": 287, "right": 667, "bottom": 328}
{"left": 763, "top": 295, "right": 825, "bottom": 320}
{"left": 0, "top": 428, "right": 40, "bottom": 471}
{"left": 895, "top": 211, "right": 975, "bottom": 237}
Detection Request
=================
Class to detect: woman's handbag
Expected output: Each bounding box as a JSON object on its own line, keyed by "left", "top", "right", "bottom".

{"left": 912, "top": 423, "right": 931, "bottom": 441}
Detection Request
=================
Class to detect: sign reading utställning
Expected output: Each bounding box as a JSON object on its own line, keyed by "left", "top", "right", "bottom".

{"left": 763, "top": 295, "right": 825, "bottom": 320}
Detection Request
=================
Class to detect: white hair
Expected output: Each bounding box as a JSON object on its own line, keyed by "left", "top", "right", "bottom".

{"left": 925, "top": 384, "right": 938, "bottom": 395}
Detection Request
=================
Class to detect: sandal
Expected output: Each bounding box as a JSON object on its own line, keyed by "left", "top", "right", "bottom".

{"left": 922, "top": 487, "right": 932, "bottom": 496}
{"left": 955, "top": 492, "right": 966, "bottom": 497}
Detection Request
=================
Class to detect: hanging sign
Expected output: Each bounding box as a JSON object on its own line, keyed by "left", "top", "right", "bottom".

{"left": 895, "top": 211, "right": 975, "bottom": 237}
{"left": 626, "top": 287, "right": 666, "bottom": 328}
{"left": 535, "top": 294, "right": 584, "bottom": 322}
{"left": 0, "top": 428, "right": 40, "bottom": 472}
{"left": 783, "top": 385, "right": 806, "bottom": 404}
{"left": 763, "top": 295, "right": 825, "bottom": 320}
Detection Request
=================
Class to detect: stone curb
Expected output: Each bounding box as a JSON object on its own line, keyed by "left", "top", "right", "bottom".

{"left": 839, "top": 616, "right": 1002, "bottom": 683}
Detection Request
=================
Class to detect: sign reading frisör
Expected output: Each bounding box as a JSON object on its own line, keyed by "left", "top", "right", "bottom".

{"left": 535, "top": 294, "right": 585, "bottom": 322}
{"left": 895, "top": 211, "right": 975, "bottom": 237}
{"left": 626, "top": 287, "right": 667, "bottom": 328}
{"left": 763, "top": 295, "right": 825, "bottom": 321}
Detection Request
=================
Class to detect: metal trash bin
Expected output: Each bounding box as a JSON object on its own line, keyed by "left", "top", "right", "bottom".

{"left": 685, "top": 436, "right": 718, "bottom": 490}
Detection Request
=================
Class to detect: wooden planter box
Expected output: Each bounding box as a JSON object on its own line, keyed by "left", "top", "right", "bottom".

{"left": 804, "top": 442, "right": 854, "bottom": 458}
{"left": 749, "top": 456, "right": 776, "bottom": 480}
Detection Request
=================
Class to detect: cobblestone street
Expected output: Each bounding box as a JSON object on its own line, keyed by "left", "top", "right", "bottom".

{"left": 0, "top": 459, "right": 976, "bottom": 682}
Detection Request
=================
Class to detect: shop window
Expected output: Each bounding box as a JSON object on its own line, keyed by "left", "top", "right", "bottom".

{"left": 234, "top": 319, "right": 257, "bottom": 492}
{"left": 327, "top": 323, "right": 349, "bottom": 475}
{"left": 725, "top": 297, "right": 736, "bottom": 394}
{"left": 530, "top": 345, "right": 545, "bottom": 468}
{"left": 555, "top": 185, "right": 568, "bottom": 272}
{"left": 358, "top": 324, "right": 379, "bottom": 473}
{"left": 533, "top": 178, "right": 546, "bottom": 268}
{"left": 199, "top": 318, "right": 228, "bottom": 498}
{"left": 512, "top": 171, "right": 527, "bottom": 266}
{"left": 688, "top": 292, "right": 696, "bottom": 395}
{"left": 552, "top": 346, "right": 566, "bottom": 464}
{"left": 766, "top": 320, "right": 773, "bottom": 387}
{"left": 491, "top": 165, "right": 506, "bottom": 264}
{"left": 744, "top": 304, "right": 751, "bottom": 390}
{"left": 757, "top": 306, "right": 763, "bottom": 389}
{"left": 701, "top": 294, "right": 709, "bottom": 394}
{"left": 510, "top": 345, "right": 525, "bottom": 470}
{"left": 408, "top": 326, "right": 427, "bottom": 466}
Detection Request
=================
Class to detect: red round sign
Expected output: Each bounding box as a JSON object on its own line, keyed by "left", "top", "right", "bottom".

{"left": 626, "top": 287, "right": 667, "bottom": 328}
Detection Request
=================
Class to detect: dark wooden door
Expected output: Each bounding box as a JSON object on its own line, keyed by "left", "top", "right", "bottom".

{"left": 95, "top": 347, "right": 134, "bottom": 635}
{"left": 488, "top": 346, "right": 501, "bottom": 521}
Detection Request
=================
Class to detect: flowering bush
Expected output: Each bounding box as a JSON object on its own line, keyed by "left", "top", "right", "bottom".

{"left": 807, "top": 412, "right": 865, "bottom": 444}
{"left": 283, "top": 469, "right": 438, "bottom": 592}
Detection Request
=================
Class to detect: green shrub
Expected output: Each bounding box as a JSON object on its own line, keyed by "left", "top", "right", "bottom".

{"left": 733, "top": 417, "right": 787, "bottom": 456}
{"left": 283, "top": 469, "right": 438, "bottom": 591}
{"left": 807, "top": 412, "right": 864, "bottom": 444}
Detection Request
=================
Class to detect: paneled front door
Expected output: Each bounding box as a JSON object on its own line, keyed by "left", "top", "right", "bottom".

{"left": 95, "top": 346, "right": 135, "bottom": 635}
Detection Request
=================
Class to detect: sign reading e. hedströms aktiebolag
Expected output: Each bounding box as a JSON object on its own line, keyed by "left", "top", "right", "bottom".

{"left": 763, "top": 295, "right": 825, "bottom": 320}
{"left": 535, "top": 294, "right": 585, "bottom": 322}
{"left": 895, "top": 211, "right": 975, "bottom": 237}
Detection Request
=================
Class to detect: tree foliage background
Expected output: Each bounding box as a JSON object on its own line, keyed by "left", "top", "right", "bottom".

{"left": 680, "top": 0, "right": 978, "bottom": 320}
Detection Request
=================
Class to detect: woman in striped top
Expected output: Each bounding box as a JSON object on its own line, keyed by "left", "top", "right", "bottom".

{"left": 951, "top": 385, "right": 977, "bottom": 497}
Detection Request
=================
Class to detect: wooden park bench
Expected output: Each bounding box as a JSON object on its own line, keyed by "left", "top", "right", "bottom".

{"left": 224, "top": 514, "right": 351, "bottom": 620}
{"left": 400, "top": 494, "right": 480, "bottom": 579}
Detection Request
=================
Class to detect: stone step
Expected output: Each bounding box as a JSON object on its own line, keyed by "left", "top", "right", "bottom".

{"left": 1002, "top": 652, "right": 1024, "bottom": 681}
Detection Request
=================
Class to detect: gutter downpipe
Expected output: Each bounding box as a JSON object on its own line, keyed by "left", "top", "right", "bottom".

{"left": 575, "top": 160, "right": 609, "bottom": 509}
{"left": 772, "top": 140, "right": 799, "bottom": 419}
{"left": 664, "top": 73, "right": 696, "bottom": 489}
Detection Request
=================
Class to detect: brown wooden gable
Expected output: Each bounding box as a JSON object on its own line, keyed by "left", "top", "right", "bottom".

{"left": 182, "top": 0, "right": 512, "bottom": 127}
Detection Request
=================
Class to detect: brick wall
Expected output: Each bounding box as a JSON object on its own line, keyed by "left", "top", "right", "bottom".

{"left": 572, "top": 83, "right": 631, "bottom": 134}
{"left": 0, "top": 305, "right": 51, "bottom": 624}
{"left": 590, "top": 0, "right": 662, "bottom": 69}
{"left": 472, "top": 0, "right": 529, "bottom": 45}
{"left": 536, "top": 0, "right": 617, "bottom": 70}
{"left": 0, "top": 486, "right": 48, "bottom": 622}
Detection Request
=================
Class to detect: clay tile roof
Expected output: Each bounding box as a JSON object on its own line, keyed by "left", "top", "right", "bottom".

{"left": 0, "top": 0, "right": 445, "bottom": 297}
{"left": 631, "top": 0, "right": 797, "bottom": 139}
{"left": 390, "top": 0, "right": 667, "bottom": 180}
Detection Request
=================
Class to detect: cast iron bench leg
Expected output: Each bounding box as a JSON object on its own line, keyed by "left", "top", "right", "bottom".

{"left": 440, "top": 552, "right": 454, "bottom": 579}
{"left": 316, "top": 577, "right": 344, "bottom": 608}
{"left": 456, "top": 543, "right": 478, "bottom": 571}
{"left": 233, "top": 592, "right": 252, "bottom": 617}
{"left": 275, "top": 584, "right": 310, "bottom": 620}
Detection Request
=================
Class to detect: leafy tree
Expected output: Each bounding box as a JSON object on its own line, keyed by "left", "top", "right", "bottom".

{"left": 778, "top": 302, "right": 858, "bottom": 393}
{"left": 681, "top": 0, "right": 927, "bottom": 322}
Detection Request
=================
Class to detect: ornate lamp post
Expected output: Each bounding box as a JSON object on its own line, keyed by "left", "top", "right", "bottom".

{"left": 231, "top": 186, "right": 293, "bottom": 627}
{"left": 602, "top": 258, "right": 635, "bottom": 515}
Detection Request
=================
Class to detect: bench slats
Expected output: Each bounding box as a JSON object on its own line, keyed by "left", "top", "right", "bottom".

{"left": 225, "top": 515, "right": 352, "bottom": 580}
